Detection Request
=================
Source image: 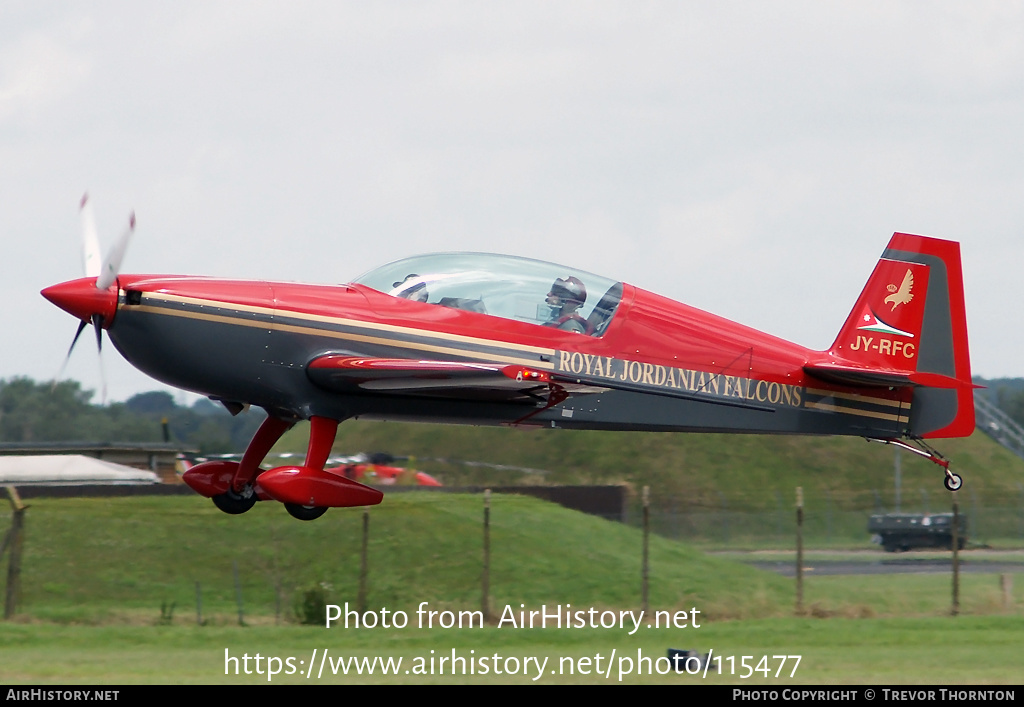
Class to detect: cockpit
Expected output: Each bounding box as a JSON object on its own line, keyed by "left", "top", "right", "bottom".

{"left": 354, "top": 253, "right": 624, "bottom": 337}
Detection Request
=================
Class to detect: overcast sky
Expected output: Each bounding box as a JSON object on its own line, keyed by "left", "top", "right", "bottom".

{"left": 4, "top": 2, "right": 1023, "bottom": 403}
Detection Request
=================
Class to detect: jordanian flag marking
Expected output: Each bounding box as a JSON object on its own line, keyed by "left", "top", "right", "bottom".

{"left": 856, "top": 307, "right": 915, "bottom": 338}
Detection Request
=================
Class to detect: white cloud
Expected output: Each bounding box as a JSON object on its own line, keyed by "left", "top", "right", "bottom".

{"left": 0, "top": 30, "right": 91, "bottom": 123}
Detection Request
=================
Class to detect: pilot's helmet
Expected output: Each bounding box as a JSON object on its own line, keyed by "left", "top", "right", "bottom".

{"left": 549, "top": 276, "right": 587, "bottom": 307}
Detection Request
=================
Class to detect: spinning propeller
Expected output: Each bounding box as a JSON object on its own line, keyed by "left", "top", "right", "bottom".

{"left": 43, "top": 193, "right": 136, "bottom": 403}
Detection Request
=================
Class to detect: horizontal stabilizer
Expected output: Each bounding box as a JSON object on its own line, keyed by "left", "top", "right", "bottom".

{"left": 804, "top": 363, "right": 975, "bottom": 390}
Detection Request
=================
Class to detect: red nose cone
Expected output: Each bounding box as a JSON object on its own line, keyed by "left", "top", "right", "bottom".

{"left": 41, "top": 278, "right": 118, "bottom": 325}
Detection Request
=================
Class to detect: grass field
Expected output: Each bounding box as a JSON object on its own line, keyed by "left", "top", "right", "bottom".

{"left": 1, "top": 493, "right": 1022, "bottom": 684}
{"left": 5, "top": 494, "right": 795, "bottom": 620}
{"left": 2, "top": 617, "right": 1022, "bottom": 684}
{"left": 311, "top": 422, "right": 1024, "bottom": 511}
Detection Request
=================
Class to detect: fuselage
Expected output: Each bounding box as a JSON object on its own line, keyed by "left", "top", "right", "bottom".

{"left": 99, "top": 272, "right": 911, "bottom": 437}
{"left": 41, "top": 234, "right": 976, "bottom": 508}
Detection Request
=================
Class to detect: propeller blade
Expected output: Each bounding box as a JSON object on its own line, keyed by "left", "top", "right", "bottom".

{"left": 92, "top": 313, "right": 102, "bottom": 353}
{"left": 51, "top": 319, "right": 90, "bottom": 390}
{"left": 91, "top": 313, "right": 107, "bottom": 405}
{"left": 52, "top": 193, "right": 123, "bottom": 404}
{"left": 95, "top": 211, "right": 135, "bottom": 290}
{"left": 80, "top": 193, "right": 102, "bottom": 278}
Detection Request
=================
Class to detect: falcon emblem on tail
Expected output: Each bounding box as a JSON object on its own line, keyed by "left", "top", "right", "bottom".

{"left": 884, "top": 269, "right": 914, "bottom": 311}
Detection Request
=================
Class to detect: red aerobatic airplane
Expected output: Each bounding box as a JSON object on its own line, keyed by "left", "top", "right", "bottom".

{"left": 43, "top": 197, "right": 975, "bottom": 520}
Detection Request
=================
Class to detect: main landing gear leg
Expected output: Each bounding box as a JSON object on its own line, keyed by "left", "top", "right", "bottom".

{"left": 867, "top": 437, "right": 963, "bottom": 492}
{"left": 283, "top": 416, "right": 338, "bottom": 521}
{"left": 211, "top": 416, "right": 294, "bottom": 515}
{"left": 256, "top": 415, "right": 381, "bottom": 520}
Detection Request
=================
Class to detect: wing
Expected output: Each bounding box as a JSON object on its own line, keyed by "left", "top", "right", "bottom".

{"left": 306, "top": 354, "right": 607, "bottom": 404}
{"left": 308, "top": 354, "right": 779, "bottom": 414}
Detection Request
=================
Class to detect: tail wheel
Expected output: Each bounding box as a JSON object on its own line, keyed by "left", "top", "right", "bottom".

{"left": 869, "top": 438, "right": 964, "bottom": 493}
{"left": 285, "top": 503, "right": 328, "bottom": 521}
{"left": 212, "top": 487, "right": 257, "bottom": 515}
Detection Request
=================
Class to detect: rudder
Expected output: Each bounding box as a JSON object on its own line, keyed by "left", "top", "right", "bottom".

{"left": 822, "top": 233, "right": 974, "bottom": 438}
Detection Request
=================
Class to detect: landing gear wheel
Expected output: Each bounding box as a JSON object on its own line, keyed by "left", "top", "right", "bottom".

{"left": 285, "top": 503, "right": 328, "bottom": 521}
{"left": 944, "top": 473, "right": 963, "bottom": 492}
{"left": 212, "top": 487, "right": 257, "bottom": 515}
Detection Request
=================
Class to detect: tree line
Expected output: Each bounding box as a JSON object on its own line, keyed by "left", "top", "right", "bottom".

{"left": 0, "top": 377, "right": 265, "bottom": 454}
{"left": 975, "top": 377, "right": 1024, "bottom": 429}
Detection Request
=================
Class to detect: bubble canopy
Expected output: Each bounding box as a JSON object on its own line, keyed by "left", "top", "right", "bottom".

{"left": 354, "top": 252, "right": 624, "bottom": 336}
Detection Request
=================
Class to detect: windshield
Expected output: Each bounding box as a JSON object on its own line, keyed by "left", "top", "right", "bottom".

{"left": 355, "top": 253, "right": 623, "bottom": 336}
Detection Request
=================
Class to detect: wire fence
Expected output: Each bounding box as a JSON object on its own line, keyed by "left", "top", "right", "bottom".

{"left": 623, "top": 488, "right": 1024, "bottom": 547}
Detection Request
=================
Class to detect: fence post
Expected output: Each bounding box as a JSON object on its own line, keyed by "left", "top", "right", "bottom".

{"left": 3, "top": 487, "right": 27, "bottom": 620}
{"left": 718, "top": 491, "right": 730, "bottom": 542}
{"left": 642, "top": 486, "right": 650, "bottom": 615}
{"left": 482, "top": 489, "right": 491, "bottom": 622}
{"left": 232, "top": 559, "right": 245, "bottom": 626}
{"left": 795, "top": 487, "right": 804, "bottom": 615}
{"left": 358, "top": 510, "right": 369, "bottom": 613}
{"left": 1017, "top": 485, "right": 1024, "bottom": 539}
{"left": 195, "top": 581, "right": 203, "bottom": 626}
{"left": 825, "top": 490, "right": 833, "bottom": 544}
{"left": 269, "top": 525, "right": 282, "bottom": 625}
{"left": 951, "top": 493, "right": 960, "bottom": 617}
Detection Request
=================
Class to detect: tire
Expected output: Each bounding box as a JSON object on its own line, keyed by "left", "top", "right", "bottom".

{"left": 285, "top": 503, "right": 328, "bottom": 521}
{"left": 212, "top": 487, "right": 257, "bottom": 515}
{"left": 944, "top": 473, "right": 963, "bottom": 492}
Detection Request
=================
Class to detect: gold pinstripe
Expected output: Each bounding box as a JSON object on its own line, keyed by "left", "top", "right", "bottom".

{"left": 124, "top": 292, "right": 909, "bottom": 423}
{"left": 143, "top": 291, "right": 557, "bottom": 355}
{"left": 805, "top": 387, "right": 905, "bottom": 409}
{"left": 804, "top": 399, "right": 909, "bottom": 423}
{"left": 127, "top": 298, "right": 556, "bottom": 370}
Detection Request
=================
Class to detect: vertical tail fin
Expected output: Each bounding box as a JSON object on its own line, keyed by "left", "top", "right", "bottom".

{"left": 819, "top": 233, "right": 974, "bottom": 438}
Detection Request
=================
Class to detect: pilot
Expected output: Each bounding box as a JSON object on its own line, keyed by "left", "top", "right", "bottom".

{"left": 544, "top": 276, "right": 589, "bottom": 334}
{"left": 392, "top": 274, "right": 429, "bottom": 303}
